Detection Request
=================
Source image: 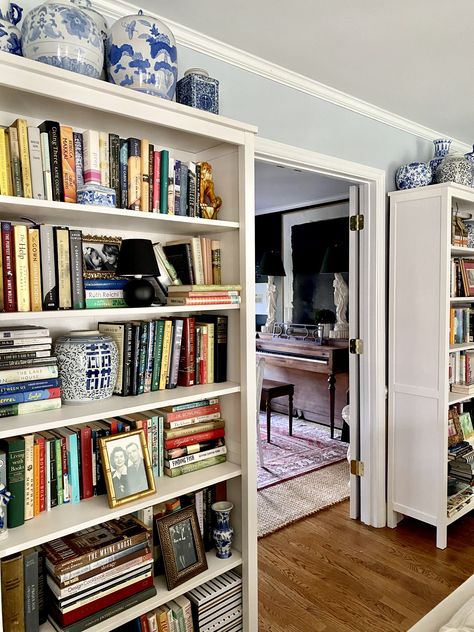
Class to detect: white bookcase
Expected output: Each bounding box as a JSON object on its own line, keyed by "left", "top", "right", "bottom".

{"left": 0, "top": 51, "right": 258, "bottom": 630}
{"left": 388, "top": 182, "right": 474, "bottom": 549}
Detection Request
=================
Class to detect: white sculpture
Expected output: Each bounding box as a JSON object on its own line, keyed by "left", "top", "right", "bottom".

{"left": 262, "top": 275, "right": 277, "bottom": 333}
{"left": 330, "top": 272, "right": 349, "bottom": 339}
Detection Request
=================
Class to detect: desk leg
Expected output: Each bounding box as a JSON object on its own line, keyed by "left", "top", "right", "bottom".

{"left": 266, "top": 400, "right": 272, "bottom": 443}
{"left": 288, "top": 390, "right": 293, "bottom": 436}
{"left": 328, "top": 373, "right": 336, "bottom": 439}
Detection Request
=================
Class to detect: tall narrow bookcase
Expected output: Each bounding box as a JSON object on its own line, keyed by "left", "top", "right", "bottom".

{"left": 0, "top": 51, "right": 257, "bottom": 630}
{"left": 388, "top": 182, "right": 474, "bottom": 549}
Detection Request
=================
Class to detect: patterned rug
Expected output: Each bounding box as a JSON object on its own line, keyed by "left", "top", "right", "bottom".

{"left": 257, "top": 412, "right": 349, "bottom": 490}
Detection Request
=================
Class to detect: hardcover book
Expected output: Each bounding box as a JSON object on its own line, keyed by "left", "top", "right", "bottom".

{"left": 13, "top": 224, "right": 30, "bottom": 312}
{"left": 27, "top": 126, "right": 45, "bottom": 200}
{"left": 59, "top": 125, "right": 76, "bottom": 203}
{"left": 28, "top": 226, "right": 43, "bottom": 311}
{"left": 0, "top": 436, "right": 25, "bottom": 527}
{"left": 12, "top": 118, "right": 32, "bottom": 198}
{"left": 39, "top": 224, "right": 58, "bottom": 310}
{"left": 1, "top": 552, "right": 25, "bottom": 630}
{"left": 1, "top": 221, "right": 16, "bottom": 312}
{"left": 38, "top": 120, "right": 63, "bottom": 202}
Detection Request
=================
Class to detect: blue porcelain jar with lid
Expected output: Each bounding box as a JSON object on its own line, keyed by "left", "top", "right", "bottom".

{"left": 176, "top": 68, "right": 219, "bottom": 114}
{"left": 0, "top": 1, "right": 22, "bottom": 55}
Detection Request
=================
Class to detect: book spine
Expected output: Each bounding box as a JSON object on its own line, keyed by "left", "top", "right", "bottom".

{"left": 137, "top": 321, "right": 149, "bottom": 395}
{"left": 60, "top": 125, "right": 76, "bottom": 203}
{"left": 27, "top": 226, "right": 43, "bottom": 312}
{"left": 85, "top": 297, "right": 127, "bottom": 308}
{"left": 152, "top": 150, "right": 161, "bottom": 211}
{"left": 79, "top": 425, "right": 93, "bottom": 499}
{"left": 23, "top": 549, "right": 39, "bottom": 631}
{"left": 3, "top": 438, "right": 25, "bottom": 527}
{"left": 148, "top": 143, "right": 154, "bottom": 212}
{"left": 98, "top": 323, "right": 125, "bottom": 395}
{"left": 23, "top": 434, "right": 35, "bottom": 521}
{"left": 119, "top": 138, "right": 128, "bottom": 209}
{"left": 39, "top": 224, "right": 58, "bottom": 310}
{"left": 180, "top": 161, "right": 188, "bottom": 217}
{"left": 38, "top": 439, "right": 46, "bottom": 512}
{"left": 165, "top": 428, "right": 225, "bottom": 450}
{"left": 13, "top": 224, "right": 30, "bottom": 312}
{"left": 54, "top": 226, "right": 72, "bottom": 309}
{"left": 85, "top": 289, "right": 124, "bottom": 299}
{"left": 159, "top": 149, "right": 169, "bottom": 213}
{"left": 0, "top": 387, "right": 60, "bottom": 406}
{"left": 177, "top": 316, "right": 196, "bottom": 387}
{"left": 195, "top": 162, "right": 201, "bottom": 216}
{"left": 54, "top": 436, "right": 63, "bottom": 505}
{"left": 33, "top": 442, "right": 40, "bottom": 515}
{"left": 39, "top": 121, "right": 63, "bottom": 201}
{"left": 144, "top": 320, "right": 155, "bottom": 393}
{"left": 165, "top": 444, "right": 226, "bottom": 469}
{"left": 167, "top": 318, "right": 184, "bottom": 389}
{"left": 8, "top": 126, "right": 23, "bottom": 196}
{"left": 127, "top": 137, "right": 141, "bottom": 210}
{"left": 167, "top": 296, "right": 240, "bottom": 305}
{"left": 67, "top": 433, "right": 80, "bottom": 504}
{"left": 1, "top": 553, "right": 25, "bottom": 629}
{"left": 73, "top": 131, "right": 84, "bottom": 189}
{"left": 164, "top": 453, "right": 226, "bottom": 477}
{"left": 151, "top": 319, "right": 165, "bottom": 391}
{"left": 14, "top": 119, "right": 32, "bottom": 197}
{"left": 2, "top": 221, "right": 16, "bottom": 312}
{"left": 140, "top": 138, "right": 150, "bottom": 212}
{"left": 82, "top": 129, "right": 101, "bottom": 184}
{"left": 0, "top": 378, "right": 60, "bottom": 396}
{"left": 121, "top": 322, "right": 133, "bottom": 396}
{"left": 167, "top": 156, "right": 175, "bottom": 214}
{"left": 69, "top": 229, "right": 85, "bottom": 310}
{"left": 130, "top": 323, "right": 141, "bottom": 396}
{"left": 164, "top": 411, "right": 222, "bottom": 429}
{"left": 162, "top": 402, "right": 220, "bottom": 422}
{"left": 163, "top": 421, "right": 225, "bottom": 440}
{"left": 158, "top": 320, "right": 173, "bottom": 390}
{"left": 211, "top": 240, "right": 222, "bottom": 285}
{"left": 173, "top": 158, "right": 181, "bottom": 215}
{"left": 164, "top": 397, "right": 219, "bottom": 413}
{"left": 187, "top": 162, "right": 196, "bottom": 217}
{"left": 0, "top": 365, "right": 58, "bottom": 385}
{"left": 0, "top": 398, "right": 61, "bottom": 417}
{"left": 0, "top": 128, "right": 11, "bottom": 195}
{"left": 40, "top": 131, "right": 53, "bottom": 200}
{"left": 27, "top": 126, "right": 45, "bottom": 200}
{"left": 109, "top": 133, "right": 120, "bottom": 207}
{"left": 99, "top": 131, "right": 109, "bottom": 187}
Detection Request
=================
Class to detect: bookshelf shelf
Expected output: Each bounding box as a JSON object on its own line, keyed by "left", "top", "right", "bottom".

{"left": 41, "top": 550, "right": 243, "bottom": 632}
{"left": 389, "top": 183, "right": 474, "bottom": 549}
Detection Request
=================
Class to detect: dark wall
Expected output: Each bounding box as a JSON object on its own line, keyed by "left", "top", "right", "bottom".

{"left": 255, "top": 211, "right": 282, "bottom": 282}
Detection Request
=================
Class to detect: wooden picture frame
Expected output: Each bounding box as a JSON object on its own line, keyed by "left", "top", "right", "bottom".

{"left": 460, "top": 259, "right": 474, "bottom": 297}
{"left": 82, "top": 234, "right": 122, "bottom": 279}
{"left": 458, "top": 411, "right": 474, "bottom": 441}
{"left": 99, "top": 429, "right": 155, "bottom": 508}
{"left": 448, "top": 408, "right": 464, "bottom": 447}
{"left": 156, "top": 505, "right": 208, "bottom": 590}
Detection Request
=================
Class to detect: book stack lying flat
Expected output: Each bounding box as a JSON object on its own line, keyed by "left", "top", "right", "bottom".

{"left": 166, "top": 284, "right": 241, "bottom": 306}
{"left": 185, "top": 569, "right": 242, "bottom": 632}
{"left": 157, "top": 398, "right": 227, "bottom": 478}
{"left": 0, "top": 325, "right": 61, "bottom": 417}
{"left": 43, "top": 516, "right": 156, "bottom": 632}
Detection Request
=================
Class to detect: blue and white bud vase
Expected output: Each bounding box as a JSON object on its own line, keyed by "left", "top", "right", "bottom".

{"left": 0, "top": 482, "right": 12, "bottom": 540}
{"left": 211, "top": 501, "right": 234, "bottom": 559}
{"left": 0, "top": 1, "right": 22, "bottom": 55}
{"left": 53, "top": 330, "right": 118, "bottom": 404}
{"left": 429, "top": 138, "right": 452, "bottom": 181}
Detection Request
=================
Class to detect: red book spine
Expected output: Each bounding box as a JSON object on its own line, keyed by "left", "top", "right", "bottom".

{"left": 164, "top": 427, "right": 225, "bottom": 450}
{"left": 152, "top": 150, "right": 161, "bottom": 211}
{"left": 37, "top": 436, "right": 46, "bottom": 513}
{"left": 1, "top": 222, "right": 16, "bottom": 312}
{"left": 164, "top": 402, "right": 220, "bottom": 422}
{"left": 177, "top": 316, "right": 196, "bottom": 387}
{"left": 52, "top": 574, "right": 154, "bottom": 627}
{"left": 140, "top": 613, "right": 150, "bottom": 632}
{"left": 80, "top": 425, "right": 93, "bottom": 499}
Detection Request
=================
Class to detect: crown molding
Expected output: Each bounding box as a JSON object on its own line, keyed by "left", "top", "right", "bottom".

{"left": 95, "top": 0, "right": 470, "bottom": 153}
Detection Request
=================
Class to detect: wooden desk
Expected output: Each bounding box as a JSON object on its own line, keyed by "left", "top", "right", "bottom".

{"left": 256, "top": 333, "right": 349, "bottom": 438}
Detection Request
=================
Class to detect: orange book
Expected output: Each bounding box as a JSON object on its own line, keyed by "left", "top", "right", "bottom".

{"left": 59, "top": 125, "right": 76, "bottom": 203}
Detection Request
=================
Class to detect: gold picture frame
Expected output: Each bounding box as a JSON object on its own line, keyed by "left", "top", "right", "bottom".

{"left": 448, "top": 408, "right": 463, "bottom": 447}
{"left": 156, "top": 505, "right": 208, "bottom": 590}
{"left": 99, "top": 429, "right": 155, "bottom": 508}
{"left": 82, "top": 234, "right": 122, "bottom": 279}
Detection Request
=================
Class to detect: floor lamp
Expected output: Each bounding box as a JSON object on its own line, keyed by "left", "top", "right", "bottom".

{"left": 319, "top": 244, "right": 349, "bottom": 339}
{"left": 260, "top": 250, "right": 286, "bottom": 334}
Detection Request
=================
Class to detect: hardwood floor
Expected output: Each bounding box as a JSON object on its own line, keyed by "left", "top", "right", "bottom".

{"left": 258, "top": 500, "right": 474, "bottom": 631}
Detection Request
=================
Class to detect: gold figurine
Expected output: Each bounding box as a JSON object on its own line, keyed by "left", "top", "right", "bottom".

{"left": 198, "top": 161, "right": 222, "bottom": 220}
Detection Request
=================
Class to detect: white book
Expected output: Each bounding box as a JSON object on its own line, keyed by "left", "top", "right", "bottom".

{"left": 174, "top": 594, "right": 194, "bottom": 632}
{"left": 190, "top": 236, "right": 205, "bottom": 285}
{"left": 165, "top": 444, "right": 227, "bottom": 469}
{"left": 40, "top": 131, "right": 53, "bottom": 200}
{"left": 146, "top": 611, "right": 159, "bottom": 632}
{"left": 168, "top": 156, "right": 175, "bottom": 214}
{"left": 82, "top": 129, "right": 100, "bottom": 184}
{"left": 23, "top": 433, "right": 34, "bottom": 520}
{"left": 27, "top": 126, "right": 45, "bottom": 200}
{"left": 99, "top": 131, "right": 109, "bottom": 187}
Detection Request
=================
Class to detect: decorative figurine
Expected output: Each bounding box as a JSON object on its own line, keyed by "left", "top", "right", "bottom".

{"left": 0, "top": 482, "right": 12, "bottom": 539}
{"left": 199, "top": 161, "right": 222, "bottom": 220}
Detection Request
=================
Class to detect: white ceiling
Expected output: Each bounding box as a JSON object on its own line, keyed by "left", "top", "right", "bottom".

{"left": 141, "top": 0, "right": 474, "bottom": 145}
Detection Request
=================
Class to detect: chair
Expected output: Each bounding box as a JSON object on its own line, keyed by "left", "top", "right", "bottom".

{"left": 256, "top": 356, "right": 266, "bottom": 466}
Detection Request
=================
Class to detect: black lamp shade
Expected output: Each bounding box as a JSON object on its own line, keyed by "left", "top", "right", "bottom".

{"left": 116, "top": 239, "right": 160, "bottom": 277}
{"left": 319, "top": 243, "right": 348, "bottom": 274}
{"left": 260, "top": 250, "right": 286, "bottom": 277}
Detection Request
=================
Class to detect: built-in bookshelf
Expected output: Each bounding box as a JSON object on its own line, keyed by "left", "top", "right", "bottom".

{"left": 0, "top": 51, "right": 257, "bottom": 630}
{"left": 388, "top": 182, "right": 474, "bottom": 549}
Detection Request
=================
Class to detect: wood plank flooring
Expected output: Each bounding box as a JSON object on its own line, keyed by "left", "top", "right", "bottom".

{"left": 258, "top": 500, "right": 474, "bottom": 631}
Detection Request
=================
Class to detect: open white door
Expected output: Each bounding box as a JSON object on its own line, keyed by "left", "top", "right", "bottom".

{"left": 348, "top": 185, "right": 360, "bottom": 519}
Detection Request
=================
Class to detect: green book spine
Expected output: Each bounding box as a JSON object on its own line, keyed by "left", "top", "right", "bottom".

{"left": 164, "top": 453, "right": 226, "bottom": 478}
{"left": 1, "top": 437, "right": 25, "bottom": 527}
{"left": 151, "top": 320, "right": 165, "bottom": 391}
{"left": 159, "top": 149, "right": 169, "bottom": 214}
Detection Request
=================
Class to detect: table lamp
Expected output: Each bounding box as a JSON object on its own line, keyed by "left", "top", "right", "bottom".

{"left": 116, "top": 238, "right": 160, "bottom": 307}
{"left": 260, "top": 250, "right": 286, "bottom": 333}
{"left": 319, "top": 243, "right": 349, "bottom": 339}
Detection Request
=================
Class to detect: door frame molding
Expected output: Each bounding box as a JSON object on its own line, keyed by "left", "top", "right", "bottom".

{"left": 255, "top": 137, "right": 386, "bottom": 527}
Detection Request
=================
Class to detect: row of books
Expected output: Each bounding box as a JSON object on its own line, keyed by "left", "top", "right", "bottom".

{"left": 0, "top": 117, "right": 215, "bottom": 217}
{"left": 449, "top": 306, "right": 474, "bottom": 345}
{"left": 447, "top": 482, "right": 473, "bottom": 518}
{"left": 449, "top": 349, "right": 474, "bottom": 390}
{"left": 160, "top": 238, "right": 224, "bottom": 288}
{"left": 101, "top": 314, "right": 228, "bottom": 396}
{"left": 124, "top": 595, "right": 195, "bottom": 632}
{"left": 450, "top": 257, "right": 474, "bottom": 298}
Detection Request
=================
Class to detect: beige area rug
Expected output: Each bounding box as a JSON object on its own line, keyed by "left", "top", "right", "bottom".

{"left": 257, "top": 460, "right": 350, "bottom": 538}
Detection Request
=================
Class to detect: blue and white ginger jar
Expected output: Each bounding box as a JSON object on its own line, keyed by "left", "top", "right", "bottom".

{"left": 395, "top": 162, "right": 432, "bottom": 190}
{"left": 211, "top": 501, "right": 233, "bottom": 559}
{"left": 54, "top": 330, "right": 118, "bottom": 404}
{"left": 429, "top": 138, "right": 451, "bottom": 182}
{"left": 106, "top": 10, "right": 177, "bottom": 100}
{"left": 176, "top": 68, "right": 219, "bottom": 114}
{"left": 0, "top": 2, "right": 22, "bottom": 55}
{"left": 21, "top": 0, "right": 104, "bottom": 79}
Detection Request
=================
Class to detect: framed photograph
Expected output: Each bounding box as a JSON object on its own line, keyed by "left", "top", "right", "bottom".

{"left": 458, "top": 411, "right": 474, "bottom": 441}
{"left": 156, "top": 505, "right": 208, "bottom": 590}
{"left": 99, "top": 429, "right": 155, "bottom": 508}
{"left": 460, "top": 259, "right": 474, "bottom": 297}
{"left": 448, "top": 408, "right": 463, "bottom": 447}
{"left": 82, "top": 234, "right": 122, "bottom": 279}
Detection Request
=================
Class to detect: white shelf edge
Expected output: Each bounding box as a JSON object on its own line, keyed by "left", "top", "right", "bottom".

{"left": 0, "top": 461, "right": 242, "bottom": 559}
{"left": 41, "top": 550, "right": 242, "bottom": 632}
{"left": 0, "top": 382, "right": 241, "bottom": 438}
{"left": 450, "top": 246, "right": 474, "bottom": 256}
{"left": 447, "top": 495, "right": 474, "bottom": 525}
{"left": 449, "top": 391, "right": 474, "bottom": 405}
{"left": 449, "top": 343, "right": 474, "bottom": 352}
{"left": 450, "top": 297, "right": 474, "bottom": 303}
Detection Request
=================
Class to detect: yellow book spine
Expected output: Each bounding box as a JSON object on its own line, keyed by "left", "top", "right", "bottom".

{"left": 60, "top": 125, "right": 76, "bottom": 203}
{"left": 33, "top": 442, "right": 40, "bottom": 516}
{"left": 28, "top": 227, "right": 42, "bottom": 312}
{"left": 140, "top": 138, "right": 149, "bottom": 212}
{"left": 55, "top": 228, "right": 72, "bottom": 309}
{"left": 1, "top": 553, "right": 25, "bottom": 631}
{"left": 13, "top": 118, "right": 32, "bottom": 198}
{"left": 128, "top": 155, "right": 140, "bottom": 210}
{"left": 0, "top": 128, "right": 10, "bottom": 196}
{"left": 13, "top": 224, "right": 30, "bottom": 312}
{"left": 159, "top": 320, "right": 173, "bottom": 390}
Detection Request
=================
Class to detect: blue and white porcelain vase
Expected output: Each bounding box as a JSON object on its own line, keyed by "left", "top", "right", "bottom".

{"left": 176, "top": 68, "right": 219, "bottom": 114}
{"left": 106, "top": 10, "right": 177, "bottom": 99}
{"left": 211, "top": 501, "right": 234, "bottom": 559}
{"left": 71, "top": 0, "right": 107, "bottom": 78}
{"left": 21, "top": 0, "right": 104, "bottom": 78}
{"left": 0, "top": 1, "right": 22, "bottom": 55}
{"left": 464, "top": 146, "right": 474, "bottom": 186}
{"left": 435, "top": 153, "right": 473, "bottom": 187}
{"left": 429, "top": 138, "right": 451, "bottom": 181}
{"left": 54, "top": 330, "right": 118, "bottom": 404}
{"left": 395, "top": 162, "right": 432, "bottom": 190}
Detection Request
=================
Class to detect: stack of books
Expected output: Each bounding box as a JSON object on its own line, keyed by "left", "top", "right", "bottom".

{"left": 185, "top": 569, "right": 242, "bottom": 632}
{"left": 84, "top": 278, "right": 127, "bottom": 309}
{"left": 158, "top": 398, "right": 226, "bottom": 478}
{"left": 0, "top": 325, "right": 61, "bottom": 417}
{"left": 447, "top": 481, "right": 473, "bottom": 517}
{"left": 166, "top": 284, "right": 241, "bottom": 306}
{"left": 43, "top": 516, "right": 155, "bottom": 631}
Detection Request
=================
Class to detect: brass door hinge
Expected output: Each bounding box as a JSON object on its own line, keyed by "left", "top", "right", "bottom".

{"left": 350, "top": 214, "right": 364, "bottom": 231}
{"left": 350, "top": 460, "right": 365, "bottom": 476}
{"left": 350, "top": 338, "right": 363, "bottom": 354}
